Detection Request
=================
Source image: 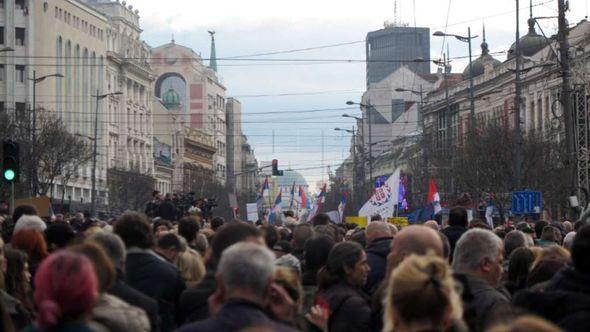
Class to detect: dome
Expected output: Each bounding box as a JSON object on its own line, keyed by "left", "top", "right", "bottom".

{"left": 277, "top": 169, "right": 309, "bottom": 188}
{"left": 508, "top": 18, "right": 547, "bottom": 58}
{"left": 462, "top": 35, "right": 501, "bottom": 80}
{"left": 163, "top": 88, "right": 181, "bottom": 109}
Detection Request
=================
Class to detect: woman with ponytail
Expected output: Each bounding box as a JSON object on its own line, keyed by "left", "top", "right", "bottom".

{"left": 23, "top": 251, "right": 99, "bottom": 332}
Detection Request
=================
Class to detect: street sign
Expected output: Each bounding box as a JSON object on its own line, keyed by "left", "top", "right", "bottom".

{"left": 511, "top": 190, "right": 542, "bottom": 215}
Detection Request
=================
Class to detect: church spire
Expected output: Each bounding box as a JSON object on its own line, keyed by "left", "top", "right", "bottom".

{"left": 528, "top": 0, "right": 536, "bottom": 33}
{"left": 481, "top": 23, "right": 489, "bottom": 55}
{"left": 208, "top": 31, "right": 218, "bottom": 72}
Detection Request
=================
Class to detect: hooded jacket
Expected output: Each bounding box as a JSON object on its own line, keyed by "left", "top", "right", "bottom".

{"left": 363, "top": 236, "right": 392, "bottom": 294}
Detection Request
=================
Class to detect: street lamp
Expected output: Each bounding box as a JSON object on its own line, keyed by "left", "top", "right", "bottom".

{"left": 29, "top": 71, "right": 64, "bottom": 196}
{"left": 335, "top": 127, "right": 358, "bottom": 209}
{"left": 345, "top": 101, "right": 374, "bottom": 184}
{"left": 433, "top": 29, "right": 478, "bottom": 131}
{"left": 90, "top": 90, "right": 123, "bottom": 217}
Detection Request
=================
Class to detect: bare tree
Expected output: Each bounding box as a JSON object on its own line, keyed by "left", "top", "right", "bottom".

{"left": 107, "top": 168, "right": 155, "bottom": 214}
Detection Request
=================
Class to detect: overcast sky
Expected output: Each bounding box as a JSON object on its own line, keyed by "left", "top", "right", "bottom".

{"left": 134, "top": 0, "right": 589, "bottom": 191}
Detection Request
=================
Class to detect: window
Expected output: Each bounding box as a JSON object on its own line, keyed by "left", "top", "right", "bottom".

{"left": 0, "top": 27, "right": 4, "bottom": 45}
{"left": 0, "top": 65, "right": 4, "bottom": 81}
{"left": 15, "top": 0, "right": 24, "bottom": 10}
{"left": 15, "top": 65, "right": 25, "bottom": 83}
{"left": 0, "top": 102, "right": 4, "bottom": 113}
{"left": 0, "top": 1, "right": 4, "bottom": 9}
{"left": 15, "top": 27, "right": 25, "bottom": 46}
{"left": 15, "top": 102, "right": 25, "bottom": 117}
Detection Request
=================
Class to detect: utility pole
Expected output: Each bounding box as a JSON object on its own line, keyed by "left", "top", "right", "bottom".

{"left": 468, "top": 27, "right": 476, "bottom": 130}
{"left": 514, "top": 0, "right": 523, "bottom": 190}
{"left": 558, "top": 0, "right": 576, "bottom": 196}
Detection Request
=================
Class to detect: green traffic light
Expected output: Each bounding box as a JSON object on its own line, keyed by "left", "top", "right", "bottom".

{"left": 3, "top": 169, "right": 15, "bottom": 181}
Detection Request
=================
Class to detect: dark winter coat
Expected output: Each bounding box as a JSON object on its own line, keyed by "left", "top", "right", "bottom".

{"left": 125, "top": 249, "right": 186, "bottom": 332}
{"left": 108, "top": 269, "right": 160, "bottom": 332}
{"left": 158, "top": 199, "right": 178, "bottom": 221}
{"left": 175, "top": 299, "right": 297, "bottom": 332}
{"left": 179, "top": 268, "right": 217, "bottom": 324}
{"left": 320, "top": 282, "right": 371, "bottom": 332}
{"left": 364, "top": 237, "right": 392, "bottom": 295}
{"left": 442, "top": 225, "right": 467, "bottom": 261}
{"left": 513, "top": 267, "right": 590, "bottom": 332}
{"left": 453, "top": 273, "right": 511, "bottom": 332}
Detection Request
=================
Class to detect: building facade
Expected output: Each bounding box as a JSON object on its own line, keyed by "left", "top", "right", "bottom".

{"left": 226, "top": 97, "right": 242, "bottom": 192}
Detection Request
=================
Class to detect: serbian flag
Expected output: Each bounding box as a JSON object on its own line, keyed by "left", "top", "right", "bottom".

{"left": 306, "top": 184, "right": 327, "bottom": 222}
{"left": 269, "top": 192, "right": 282, "bottom": 224}
{"left": 289, "top": 181, "right": 296, "bottom": 209}
{"left": 337, "top": 191, "right": 348, "bottom": 224}
{"left": 262, "top": 177, "right": 270, "bottom": 197}
{"left": 299, "top": 186, "right": 307, "bottom": 209}
{"left": 427, "top": 178, "right": 442, "bottom": 214}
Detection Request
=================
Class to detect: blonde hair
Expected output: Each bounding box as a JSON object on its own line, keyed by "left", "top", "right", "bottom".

{"left": 177, "top": 248, "right": 206, "bottom": 288}
{"left": 274, "top": 266, "right": 303, "bottom": 312}
{"left": 487, "top": 315, "right": 563, "bottom": 332}
{"left": 383, "top": 253, "right": 462, "bottom": 332}
{"left": 531, "top": 245, "right": 570, "bottom": 270}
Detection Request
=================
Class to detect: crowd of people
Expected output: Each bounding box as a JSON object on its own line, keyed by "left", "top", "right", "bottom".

{"left": 0, "top": 202, "right": 588, "bottom": 332}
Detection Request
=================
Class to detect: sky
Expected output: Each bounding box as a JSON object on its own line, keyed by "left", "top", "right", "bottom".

{"left": 134, "top": 0, "right": 590, "bottom": 191}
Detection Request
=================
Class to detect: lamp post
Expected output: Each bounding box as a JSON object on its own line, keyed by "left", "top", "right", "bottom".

{"left": 346, "top": 101, "right": 374, "bottom": 185}
{"left": 29, "top": 71, "right": 64, "bottom": 196}
{"left": 433, "top": 29, "right": 478, "bottom": 131}
{"left": 342, "top": 113, "right": 367, "bottom": 189}
{"left": 335, "top": 127, "right": 357, "bottom": 207}
{"left": 91, "top": 90, "right": 123, "bottom": 217}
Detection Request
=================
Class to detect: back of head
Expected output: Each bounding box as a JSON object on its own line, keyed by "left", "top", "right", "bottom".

{"left": 11, "top": 228, "right": 48, "bottom": 261}
{"left": 217, "top": 242, "right": 275, "bottom": 299}
{"left": 211, "top": 217, "right": 225, "bottom": 231}
{"left": 89, "top": 232, "right": 126, "bottom": 268}
{"left": 178, "top": 216, "right": 201, "bottom": 243}
{"left": 572, "top": 225, "right": 590, "bottom": 274}
{"left": 365, "top": 221, "right": 392, "bottom": 243}
{"left": 452, "top": 228, "right": 502, "bottom": 274}
{"left": 391, "top": 225, "right": 444, "bottom": 259}
{"left": 370, "top": 214, "right": 383, "bottom": 222}
{"left": 14, "top": 215, "right": 46, "bottom": 233}
{"left": 508, "top": 247, "right": 535, "bottom": 284}
{"left": 527, "top": 258, "right": 568, "bottom": 288}
{"left": 504, "top": 230, "right": 527, "bottom": 258}
{"left": 424, "top": 220, "right": 439, "bottom": 231}
{"left": 541, "top": 226, "right": 557, "bottom": 242}
{"left": 157, "top": 233, "right": 183, "bottom": 251}
{"left": 304, "top": 235, "right": 335, "bottom": 270}
{"left": 69, "top": 242, "right": 116, "bottom": 293}
{"left": 260, "top": 225, "right": 280, "bottom": 249}
{"left": 34, "top": 252, "right": 98, "bottom": 331}
{"left": 535, "top": 220, "right": 548, "bottom": 239}
{"left": 448, "top": 207, "right": 468, "bottom": 227}
{"left": 211, "top": 222, "right": 261, "bottom": 267}
{"left": 312, "top": 213, "right": 331, "bottom": 227}
{"left": 292, "top": 224, "right": 313, "bottom": 249}
{"left": 563, "top": 232, "right": 576, "bottom": 251}
{"left": 487, "top": 315, "right": 563, "bottom": 332}
{"left": 320, "top": 241, "right": 363, "bottom": 290}
{"left": 45, "top": 222, "right": 75, "bottom": 251}
{"left": 384, "top": 253, "right": 462, "bottom": 332}
{"left": 12, "top": 205, "right": 37, "bottom": 225}
{"left": 114, "top": 212, "right": 153, "bottom": 249}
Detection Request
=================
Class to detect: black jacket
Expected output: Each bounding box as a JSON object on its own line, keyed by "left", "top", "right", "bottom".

{"left": 176, "top": 299, "right": 297, "bottom": 332}
{"left": 108, "top": 270, "right": 161, "bottom": 332}
{"left": 179, "top": 268, "right": 217, "bottom": 324}
{"left": 158, "top": 199, "right": 178, "bottom": 221}
{"left": 442, "top": 226, "right": 467, "bottom": 261}
{"left": 125, "top": 249, "right": 186, "bottom": 332}
{"left": 364, "top": 237, "right": 392, "bottom": 295}
{"left": 513, "top": 267, "right": 590, "bottom": 332}
{"left": 320, "top": 282, "right": 371, "bottom": 332}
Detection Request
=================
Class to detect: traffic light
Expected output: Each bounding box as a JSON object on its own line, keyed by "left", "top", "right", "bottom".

{"left": 272, "top": 159, "right": 283, "bottom": 176}
{"left": 2, "top": 140, "right": 19, "bottom": 183}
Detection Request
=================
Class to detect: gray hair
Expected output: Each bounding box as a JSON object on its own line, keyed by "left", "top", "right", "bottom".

{"left": 563, "top": 232, "right": 577, "bottom": 251}
{"left": 452, "top": 229, "right": 502, "bottom": 272}
{"left": 89, "top": 232, "right": 127, "bottom": 268}
{"left": 218, "top": 242, "right": 276, "bottom": 297}
{"left": 504, "top": 230, "right": 527, "bottom": 258}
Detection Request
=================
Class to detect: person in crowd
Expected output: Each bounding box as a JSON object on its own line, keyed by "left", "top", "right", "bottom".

{"left": 441, "top": 207, "right": 469, "bottom": 261}
{"left": 23, "top": 251, "right": 98, "bottom": 332}
{"left": 11, "top": 228, "right": 48, "bottom": 278}
{"left": 14, "top": 215, "right": 46, "bottom": 234}
{"left": 0, "top": 239, "right": 32, "bottom": 330}
{"left": 146, "top": 190, "right": 162, "bottom": 218}
{"left": 525, "top": 246, "right": 570, "bottom": 290}
{"left": 563, "top": 232, "right": 576, "bottom": 252}
{"left": 534, "top": 220, "right": 548, "bottom": 241}
{"left": 487, "top": 315, "right": 563, "bottom": 332}
{"left": 179, "top": 222, "right": 263, "bottom": 323}
{"left": 312, "top": 214, "right": 331, "bottom": 227}
{"left": 537, "top": 226, "right": 560, "bottom": 247}
{"left": 301, "top": 235, "right": 335, "bottom": 287}
{"left": 283, "top": 211, "right": 299, "bottom": 226}
{"left": 158, "top": 194, "right": 178, "bottom": 222}
{"left": 363, "top": 221, "right": 393, "bottom": 295}
{"left": 383, "top": 253, "right": 464, "bottom": 332}
{"left": 504, "top": 247, "right": 535, "bottom": 295}
{"left": 89, "top": 232, "right": 160, "bottom": 332}
{"left": 177, "top": 237, "right": 206, "bottom": 288}
{"left": 469, "top": 219, "right": 490, "bottom": 229}
{"left": 562, "top": 221, "right": 573, "bottom": 234}
{"left": 152, "top": 219, "right": 173, "bottom": 240}
{"left": 210, "top": 217, "right": 225, "bottom": 232}
{"left": 155, "top": 233, "right": 183, "bottom": 264}
{"left": 69, "top": 242, "right": 150, "bottom": 332}
{"left": 317, "top": 241, "right": 371, "bottom": 332}
{"left": 177, "top": 242, "right": 298, "bottom": 332}
{"left": 114, "top": 212, "right": 185, "bottom": 332}
{"left": 44, "top": 222, "right": 75, "bottom": 252}
{"left": 261, "top": 225, "right": 281, "bottom": 250}
{"left": 452, "top": 228, "right": 510, "bottom": 332}
{"left": 4, "top": 249, "right": 33, "bottom": 317}
{"left": 423, "top": 220, "right": 439, "bottom": 231}
{"left": 273, "top": 240, "right": 293, "bottom": 259}
{"left": 177, "top": 217, "right": 201, "bottom": 250}
{"left": 439, "top": 232, "right": 451, "bottom": 261}
{"left": 514, "top": 224, "right": 590, "bottom": 330}
{"left": 504, "top": 230, "right": 528, "bottom": 259}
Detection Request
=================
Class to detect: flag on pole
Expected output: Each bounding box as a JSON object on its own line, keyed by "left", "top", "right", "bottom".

{"left": 269, "top": 192, "right": 282, "bottom": 224}
{"left": 289, "top": 181, "right": 296, "bottom": 209}
{"left": 427, "top": 178, "right": 442, "bottom": 215}
{"left": 306, "top": 184, "right": 327, "bottom": 222}
{"left": 262, "top": 177, "right": 270, "bottom": 197}
{"left": 337, "top": 191, "right": 348, "bottom": 224}
{"left": 299, "top": 186, "right": 307, "bottom": 209}
{"left": 359, "top": 168, "right": 401, "bottom": 218}
{"left": 485, "top": 194, "right": 494, "bottom": 229}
